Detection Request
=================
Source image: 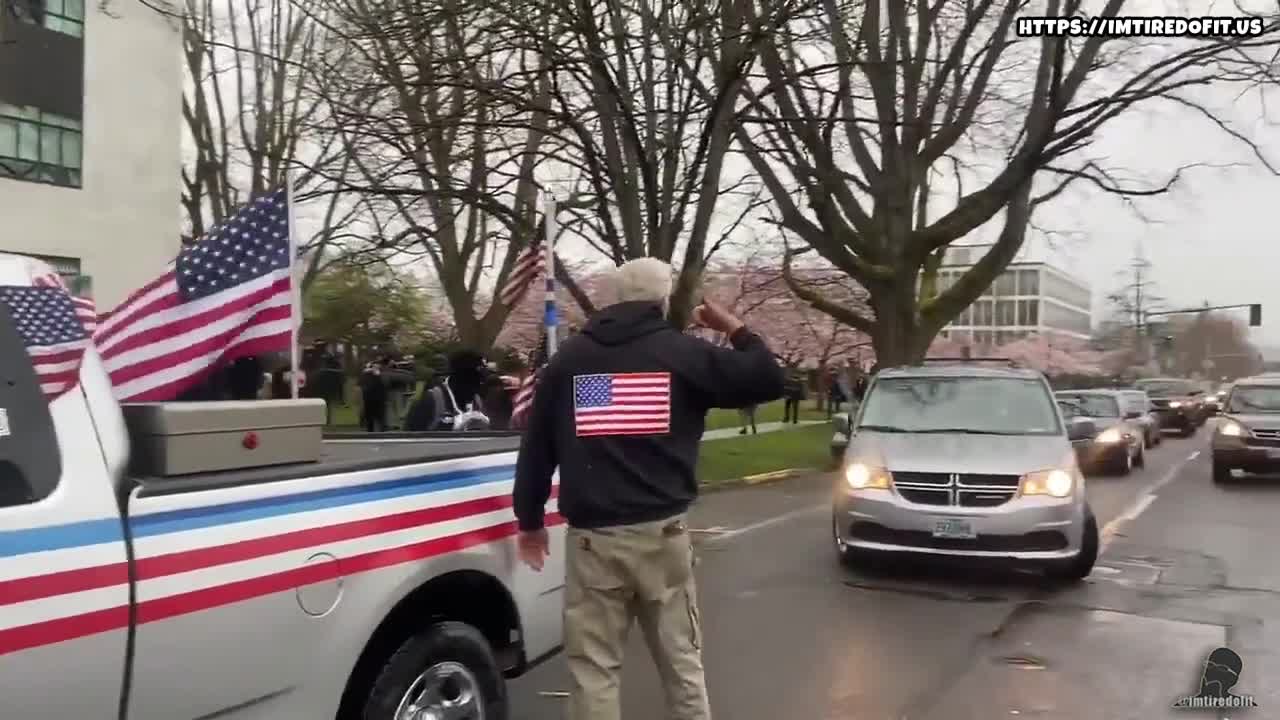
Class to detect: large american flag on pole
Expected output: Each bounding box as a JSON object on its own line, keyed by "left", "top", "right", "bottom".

{"left": 499, "top": 237, "right": 545, "bottom": 308}
{"left": 0, "top": 284, "right": 92, "bottom": 400}
{"left": 92, "top": 189, "right": 294, "bottom": 402}
{"left": 573, "top": 372, "right": 672, "bottom": 437}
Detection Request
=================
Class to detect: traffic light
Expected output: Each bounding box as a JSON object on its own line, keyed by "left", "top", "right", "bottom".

{"left": 1250, "top": 303, "right": 1262, "bottom": 327}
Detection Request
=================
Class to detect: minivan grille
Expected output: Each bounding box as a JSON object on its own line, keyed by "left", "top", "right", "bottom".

{"left": 891, "top": 471, "right": 1021, "bottom": 508}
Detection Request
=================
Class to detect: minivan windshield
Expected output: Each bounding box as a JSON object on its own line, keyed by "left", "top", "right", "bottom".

{"left": 1136, "top": 379, "right": 1197, "bottom": 397}
{"left": 1228, "top": 386, "right": 1280, "bottom": 414}
{"left": 857, "top": 376, "right": 1062, "bottom": 435}
{"left": 1055, "top": 392, "right": 1120, "bottom": 418}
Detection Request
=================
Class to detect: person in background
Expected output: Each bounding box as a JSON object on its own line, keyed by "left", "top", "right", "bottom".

{"left": 224, "top": 355, "right": 264, "bottom": 400}
{"left": 379, "top": 355, "right": 416, "bottom": 429}
{"left": 782, "top": 366, "right": 805, "bottom": 423}
{"left": 481, "top": 370, "right": 515, "bottom": 430}
{"left": 403, "top": 350, "right": 492, "bottom": 431}
{"left": 827, "top": 370, "right": 846, "bottom": 418}
{"left": 512, "top": 257, "right": 785, "bottom": 720}
{"left": 359, "top": 362, "right": 388, "bottom": 432}
{"left": 738, "top": 404, "right": 758, "bottom": 435}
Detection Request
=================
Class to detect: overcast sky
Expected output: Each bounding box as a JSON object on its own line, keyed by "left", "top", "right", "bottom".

{"left": 1024, "top": 81, "right": 1280, "bottom": 351}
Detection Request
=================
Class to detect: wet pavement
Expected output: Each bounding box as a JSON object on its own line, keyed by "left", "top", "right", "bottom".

{"left": 510, "top": 424, "right": 1280, "bottom": 719}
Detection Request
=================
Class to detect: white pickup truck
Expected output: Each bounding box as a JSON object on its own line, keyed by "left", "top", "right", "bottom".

{"left": 0, "top": 257, "right": 563, "bottom": 719}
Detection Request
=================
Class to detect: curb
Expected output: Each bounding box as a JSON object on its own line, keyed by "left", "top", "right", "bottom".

{"left": 702, "top": 467, "right": 821, "bottom": 492}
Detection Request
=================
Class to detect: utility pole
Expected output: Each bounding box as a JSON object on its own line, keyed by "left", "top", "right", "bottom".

{"left": 1106, "top": 249, "right": 1163, "bottom": 371}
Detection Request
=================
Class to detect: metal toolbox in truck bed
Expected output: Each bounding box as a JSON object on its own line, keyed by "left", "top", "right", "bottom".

{"left": 121, "top": 399, "right": 326, "bottom": 476}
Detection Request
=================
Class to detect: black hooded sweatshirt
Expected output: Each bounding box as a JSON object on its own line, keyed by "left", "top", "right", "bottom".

{"left": 513, "top": 301, "right": 786, "bottom": 531}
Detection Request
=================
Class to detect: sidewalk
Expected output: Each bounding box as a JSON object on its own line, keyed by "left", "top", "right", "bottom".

{"left": 702, "top": 419, "right": 825, "bottom": 441}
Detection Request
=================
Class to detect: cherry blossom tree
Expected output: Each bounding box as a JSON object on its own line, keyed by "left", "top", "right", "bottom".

{"left": 995, "top": 334, "right": 1105, "bottom": 376}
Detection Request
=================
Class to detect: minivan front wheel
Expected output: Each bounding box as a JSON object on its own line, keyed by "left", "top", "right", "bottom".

{"left": 1045, "top": 506, "right": 1099, "bottom": 583}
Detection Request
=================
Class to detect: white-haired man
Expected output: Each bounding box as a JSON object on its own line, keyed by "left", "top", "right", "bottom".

{"left": 512, "top": 257, "right": 785, "bottom": 719}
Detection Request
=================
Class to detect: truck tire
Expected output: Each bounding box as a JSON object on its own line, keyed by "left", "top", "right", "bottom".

{"left": 361, "top": 621, "right": 508, "bottom": 720}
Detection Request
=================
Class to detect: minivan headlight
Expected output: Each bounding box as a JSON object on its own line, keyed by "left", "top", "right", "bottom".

{"left": 1021, "top": 468, "right": 1074, "bottom": 498}
{"left": 845, "top": 462, "right": 891, "bottom": 490}
{"left": 1168, "top": 400, "right": 1183, "bottom": 408}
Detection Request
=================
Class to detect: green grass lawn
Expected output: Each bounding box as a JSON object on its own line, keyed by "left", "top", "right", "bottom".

{"left": 697, "top": 422, "right": 835, "bottom": 487}
{"left": 704, "top": 399, "right": 830, "bottom": 430}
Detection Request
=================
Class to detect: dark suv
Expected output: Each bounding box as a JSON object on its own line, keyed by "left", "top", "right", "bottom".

{"left": 1134, "top": 377, "right": 1206, "bottom": 437}
{"left": 1211, "top": 377, "right": 1280, "bottom": 483}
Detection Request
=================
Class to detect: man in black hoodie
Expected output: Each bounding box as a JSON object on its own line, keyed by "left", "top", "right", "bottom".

{"left": 513, "top": 258, "right": 784, "bottom": 720}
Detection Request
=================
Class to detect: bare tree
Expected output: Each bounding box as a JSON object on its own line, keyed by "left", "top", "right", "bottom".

{"left": 306, "top": 0, "right": 595, "bottom": 350}
{"left": 180, "top": 0, "right": 355, "bottom": 288}
{"left": 725, "top": 0, "right": 1280, "bottom": 364}
{"left": 420, "top": 0, "right": 820, "bottom": 327}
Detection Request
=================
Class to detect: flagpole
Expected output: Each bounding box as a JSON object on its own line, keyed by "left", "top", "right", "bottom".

{"left": 286, "top": 176, "right": 301, "bottom": 399}
{"left": 544, "top": 193, "right": 558, "bottom": 357}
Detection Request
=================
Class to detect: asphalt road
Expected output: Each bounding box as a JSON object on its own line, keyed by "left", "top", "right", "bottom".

{"left": 509, "top": 422, "right": 1280, "bottom": 719}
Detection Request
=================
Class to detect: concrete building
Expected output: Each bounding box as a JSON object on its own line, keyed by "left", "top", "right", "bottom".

{"left": 0, "top": 0, "right": 181, "bottom": 308}
{"left": 935, "top": 244, "right": 1093, "bottom": 346}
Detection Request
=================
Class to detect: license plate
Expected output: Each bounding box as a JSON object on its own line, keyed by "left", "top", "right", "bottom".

{"left": 1268, "top": 449, "right": 1280, "bottom": 459}
{"left": 933, "top": 518, "right": 976, "bottom": 539}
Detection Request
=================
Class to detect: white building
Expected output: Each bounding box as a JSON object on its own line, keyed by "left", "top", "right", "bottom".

{"left": 935, "top": 244, "right": 1093, "bottom": 346}
{"left": 0, "top": 0, "right": 181, "bottom": 308}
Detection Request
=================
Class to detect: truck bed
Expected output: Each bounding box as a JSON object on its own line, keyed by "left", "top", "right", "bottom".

{"left": 135, "top": 433, "right": 524, "bottom": 497}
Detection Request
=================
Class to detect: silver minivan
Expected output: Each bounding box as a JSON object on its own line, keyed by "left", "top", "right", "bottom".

{"left": 832, "top": 362, "right": 1099, "bottom": 581}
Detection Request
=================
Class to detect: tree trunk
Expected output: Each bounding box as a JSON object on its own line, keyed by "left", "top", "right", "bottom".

{"left": 867, "top": 281, "right": 933, "bottom": 367}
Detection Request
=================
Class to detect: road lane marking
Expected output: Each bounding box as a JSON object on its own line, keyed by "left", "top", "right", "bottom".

{"left": 1119, "top": 494, "right": 1157, "bottom": 523}
{"left": 704, "top": 503, "right": 827, "bottom": 545}
{"left": 1100, "top": 449, "right": 1200, "bottom": 551}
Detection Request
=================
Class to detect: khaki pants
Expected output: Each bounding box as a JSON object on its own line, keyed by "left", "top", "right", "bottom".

{"left": 564, "top": 515, "right": 711, "bottom": 720}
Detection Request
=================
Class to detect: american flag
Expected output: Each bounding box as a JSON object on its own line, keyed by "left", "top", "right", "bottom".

{"left": 499, "top": 238, "right": 545, "bottom": 308}
{"left": 32, "top": 272, "right": 98, "bottom": 334}
{"left": 510, "top": 334, "right": 549, "bottom": 428}
{"left": 573, "top": 372, "right": 671, "bottom": 437}
{"left": 92, "top": 189, "right": 294, "bottom": 402}
{"left": 0, "top": 284, "right": 91, "bottom": 400}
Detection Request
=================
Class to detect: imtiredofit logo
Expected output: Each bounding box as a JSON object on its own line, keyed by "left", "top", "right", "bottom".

{"left": 1172, "top": 647, "right": 1258, "bottom": 712}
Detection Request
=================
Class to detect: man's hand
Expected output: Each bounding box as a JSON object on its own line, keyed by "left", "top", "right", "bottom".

{"left": 692, "top": 298, "right": 745, "bottom": 336}
{"left": 517, "top": 528, "right": 550, "bottom": 571}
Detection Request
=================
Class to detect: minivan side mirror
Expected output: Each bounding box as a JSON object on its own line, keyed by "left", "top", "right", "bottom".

{"left": 833, "top": 415, "right": 850, "bottom": 435}
{"left": 1067, "top": 419, "right": 1097, "bottom": 441}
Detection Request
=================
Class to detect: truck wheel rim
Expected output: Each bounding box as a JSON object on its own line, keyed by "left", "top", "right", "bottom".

{"left": 396, "top": 661, "right": 484, "bottom": 720}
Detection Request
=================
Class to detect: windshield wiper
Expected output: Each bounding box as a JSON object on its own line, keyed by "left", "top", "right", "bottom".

{"left": 911, "top": 428, "right": 1025, "bottom": 435}
{"left": 855, "top": 424, "right": 911, "bottom": 433}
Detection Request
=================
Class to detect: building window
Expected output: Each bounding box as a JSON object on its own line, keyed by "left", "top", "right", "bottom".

{"left": 994, "top": 271, "right": 1016, "bottom": 296}
{"left": 11, "top": 0, "right": 85, "bottom": 37}
{"left": 974, "top": 300, "right": 993, "bottom": 326}
{"left": 1018, "top": 299, "right": 1039, "bottom": 326}
{"left": 996, "top": 299, "right": 1017, "bottom": 326}
{"left": 1018, "top": 268, "right": 1039, "bottom": 296}
{"left": 44, "top": 0, "right": 85, "bottom": 37}
{"left": 0, "top": 104, "right": 82, "bottom": 187}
